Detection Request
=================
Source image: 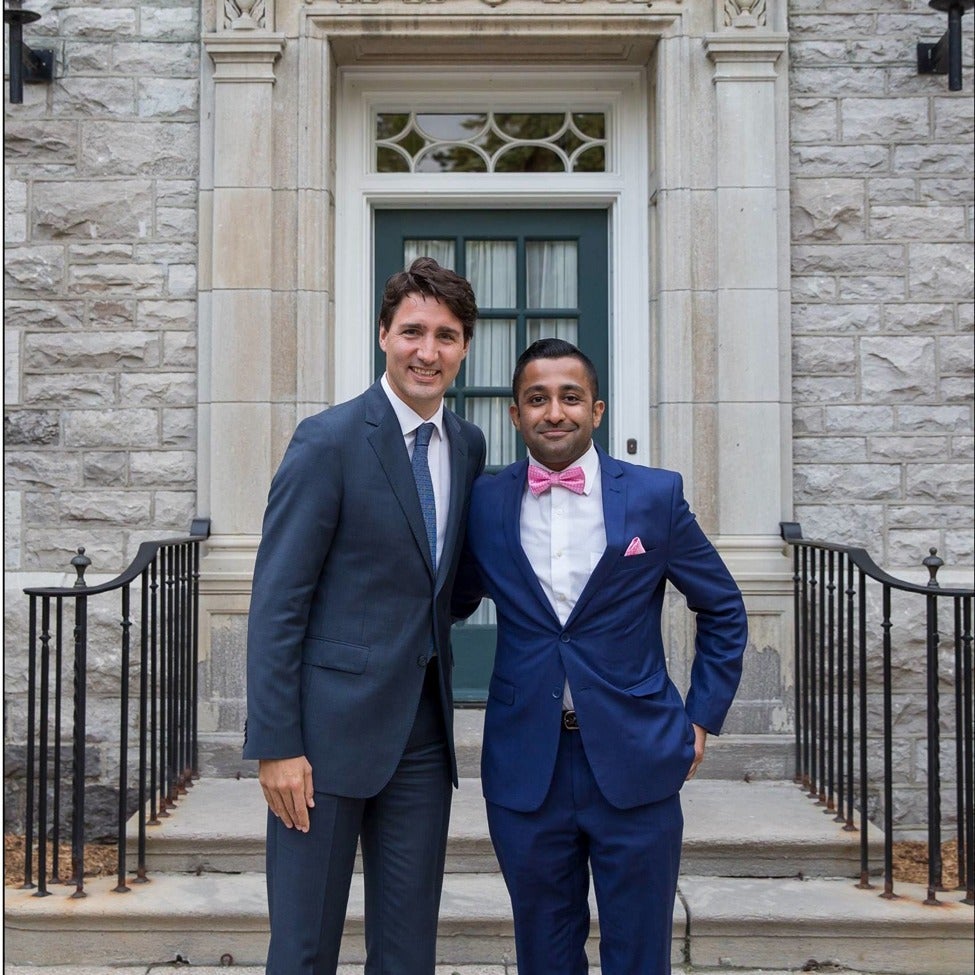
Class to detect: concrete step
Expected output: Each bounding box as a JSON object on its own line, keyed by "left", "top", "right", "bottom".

{"left": 129, "top": 777, "right": 881, "bottom": 880}
{"left": 5, "top": 871, "right": 972, "bottom": 973}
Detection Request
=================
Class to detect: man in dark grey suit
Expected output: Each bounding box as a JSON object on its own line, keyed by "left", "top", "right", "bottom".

{"left": 244, "top": 257, "right": 486, "bottom": 974}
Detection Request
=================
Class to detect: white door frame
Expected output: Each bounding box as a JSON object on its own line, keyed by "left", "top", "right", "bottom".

{"left": 333, "top": 67, "right": 651, "bottom": 466}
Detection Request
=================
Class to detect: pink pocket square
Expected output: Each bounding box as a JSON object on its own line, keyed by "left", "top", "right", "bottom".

{"left": 624, "top": 536, "right": 646, "bottom": 557}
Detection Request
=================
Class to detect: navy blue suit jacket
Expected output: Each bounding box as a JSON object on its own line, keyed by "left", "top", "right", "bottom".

{"left": 244, "top": 381, "right": 486, "bottom": 795}
{"left": 455, "top": 447, "right": 747, "bottom": 812}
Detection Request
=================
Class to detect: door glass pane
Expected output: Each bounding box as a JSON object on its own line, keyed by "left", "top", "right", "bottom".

{"left": 526, "top": 241, "right": 578, "bottom": 308}
{"left": 466, "top": 240, "right": 516, "bottom": 307}
{"left": 376, "top": 110, "right": 606, "bottom": 173}
{"left": 416, "top": 112, "right": 489, "bottom": 141}
{"left": 468, "top": 599, "right": 497, "bottom": 625}
{"left": 495, "top": 145, "right": 565, "bottom": 173}
{"left": 466, "top": 319, "right": 516, "bottom": 387}
{"left": 466, "top": 397, "right": 518, "bottom": 467}
{"left": 527, "top": 318, "right": 579, "bottom": 346}
{"left": 403, "top": 239, "right": 455, "bottom": 270}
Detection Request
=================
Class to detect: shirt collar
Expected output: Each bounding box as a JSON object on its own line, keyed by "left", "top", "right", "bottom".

{"left": 527, "top": 441, "right": 599, "bottom": 496}
{"left": 381, "top": 373, "right": 446, "bottom": 440}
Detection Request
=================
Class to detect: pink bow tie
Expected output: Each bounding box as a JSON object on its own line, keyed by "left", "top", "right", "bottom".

{"left": 528, "top": 465, "right": 586, "bottom": 497}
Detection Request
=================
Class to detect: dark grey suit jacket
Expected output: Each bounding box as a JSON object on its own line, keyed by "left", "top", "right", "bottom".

{"left": 243, "top": 381, "right": 486, "bottom": 795}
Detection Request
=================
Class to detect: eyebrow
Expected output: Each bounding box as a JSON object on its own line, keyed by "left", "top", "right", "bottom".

{"left": 522, "top": 383, "right": 587, "bottom": 396}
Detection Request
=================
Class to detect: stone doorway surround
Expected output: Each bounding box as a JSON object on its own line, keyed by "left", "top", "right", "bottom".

{"left": 196, "top": 0, "right": 794, "bottom": 750}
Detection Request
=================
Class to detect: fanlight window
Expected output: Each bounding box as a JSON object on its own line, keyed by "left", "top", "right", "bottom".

{"left": 375, "top": 111, "right": 607, "bottom": 174}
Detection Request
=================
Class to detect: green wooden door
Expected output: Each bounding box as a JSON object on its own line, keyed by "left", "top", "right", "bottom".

{"left": 374, "top": 208, "right": 609, "bottom": 701}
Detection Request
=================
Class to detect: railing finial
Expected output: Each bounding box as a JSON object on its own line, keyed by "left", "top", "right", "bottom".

{"left": 71, "top": 547, "right": 91, "bottom": 588}
{"left": 923, "top": 547, "right": 943, "bottom": 589}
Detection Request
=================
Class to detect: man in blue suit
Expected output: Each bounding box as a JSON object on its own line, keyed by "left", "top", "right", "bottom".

{"left": 455, "top": 338, "right": 747, "bottom": 975}
{"left": 244, "top": 257, "right": 486, "bottom": 974}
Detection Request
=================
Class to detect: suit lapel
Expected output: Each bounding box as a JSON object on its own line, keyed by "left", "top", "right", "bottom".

{"left": 565, "top": 449, "right": 626, "bottom": 626}
{"left": 503, "top": 461, "right": 562, "bottom": 626}
{"left": 364, "top": 383, "right": 435, "bottom": 579}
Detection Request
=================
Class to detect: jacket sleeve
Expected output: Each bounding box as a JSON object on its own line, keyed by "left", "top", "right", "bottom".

{"left": 243, "top": 416, "right": 341, "bottom": 760}
{"left": 663, "top": 474, "right": 747, "bottom": 735}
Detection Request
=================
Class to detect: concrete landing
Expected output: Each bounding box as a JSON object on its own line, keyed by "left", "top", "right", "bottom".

{"left": 130, "top": 777, "right": 879, "bottom": 879}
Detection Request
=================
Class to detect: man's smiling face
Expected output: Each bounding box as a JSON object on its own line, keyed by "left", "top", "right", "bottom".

{"left": 379, "top": 292, "right": 469, "bottom": 419}
{"left": 510, "top": 356, "right": 605, "bottom": 471}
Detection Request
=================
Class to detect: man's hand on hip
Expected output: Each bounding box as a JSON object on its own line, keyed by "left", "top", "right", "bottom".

{"left": 685, "top": 724, "right": 708, "bottom": 780}
{"left": 259, "top": 756, "right": 315, "bottom": 832}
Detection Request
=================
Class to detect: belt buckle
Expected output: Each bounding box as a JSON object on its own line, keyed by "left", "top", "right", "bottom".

{"left": 562, "top": 709, "right": 579, "bottom": 731}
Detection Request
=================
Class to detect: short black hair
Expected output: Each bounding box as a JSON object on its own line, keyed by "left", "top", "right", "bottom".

{"left": 378, "top": 256, "right": 478, "bottom": 343}
{"left": 512, "top": 338, "right": 600, "bottom": 402}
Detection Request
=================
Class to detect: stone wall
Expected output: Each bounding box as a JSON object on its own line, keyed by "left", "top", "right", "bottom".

{"left": 789, "top": 0, "right": 975, "bottom": 573}
{"left": 4, "top": 0, "right": 201, "bottom": 578}
{"left": 4, "top": 0, "right": 201, "bottom": 835}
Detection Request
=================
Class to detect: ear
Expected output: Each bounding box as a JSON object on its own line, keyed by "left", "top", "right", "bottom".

{"left": 508, "top": 403, "right": 522, "bottom": 431}
{"left": 378, "top": 326, "right": 389, "bottom": 352}
{"left": 592, "top": 399, "right": 606, "bottom": 428}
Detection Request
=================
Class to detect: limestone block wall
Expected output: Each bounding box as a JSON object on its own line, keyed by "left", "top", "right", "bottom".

{"left": 4, "top": 0, "right": 201, "bottom": 578}
{"left": 788, "top": 0, "right": 975, "bottom": 573}
{"left": 3, "top": 0, "right": 201, "bottom": 833}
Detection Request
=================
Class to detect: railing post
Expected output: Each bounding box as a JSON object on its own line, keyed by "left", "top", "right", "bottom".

{"left": 114, "top": 584, "right": 132, "bottom": 894}
{"left": 52, "top": 597, "right": 64, "bottom": 881}
{"left": 136, "top": 567, "right": 150, "bottom": 882}
{"left": 23, "top": 596, "right": 37, "bottom": 890}
{"left": 843, "top": 556, "right": 856, "bottom": 832}
{"left": 856, "top": 570, "right": 872, "bottom": 889}
{"left": 70, "top": 547, "right": 90, "bottom": 898}
{"left": 149, "top": 557, "right": 160, "bottom": 825}
{"left": 880, "top": 585, "right": 895, "bottom": 899}
{"left": 961, "top": 596, "right": 974, "bottom": 905}
{"left": 923, "top": 553, "right": 944, "bottom": 905}
{"left": 35, "top": 598, "right": 52, "bottom": 897}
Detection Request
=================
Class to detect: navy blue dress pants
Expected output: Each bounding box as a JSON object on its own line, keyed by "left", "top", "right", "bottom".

{"left": 487, "top": 724, "right": 683, "bottom": 975}
{"left": 264, "top": 663, "right": 451, "bottom": 975}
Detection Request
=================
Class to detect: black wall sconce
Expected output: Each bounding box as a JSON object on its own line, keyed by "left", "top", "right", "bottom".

{"left": 4, "top": 1, "right": 55, "bottom": 104}
{"left": 917, "top": 0, "right": 974, "bottom": 92}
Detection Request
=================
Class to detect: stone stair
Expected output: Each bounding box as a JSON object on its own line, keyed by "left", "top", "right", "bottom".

{"left": 5, "top": 718, "right": 973, "bottom": 973}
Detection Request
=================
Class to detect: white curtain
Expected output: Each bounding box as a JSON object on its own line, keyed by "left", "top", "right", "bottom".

{"left": 466, "top": 239, "right": 516, "bottom": 306}
{"left": 526, "top": 240, "right": 577, "bottom": 308}
{"left": 466, "top": 318, "right": 515, "bottom": 386}
{"left": 527, "top": 318, "right": 578, "bottom": 346}
{"left": 403, "top": 239, "right": 455, "bottom": 270}
{"left": 466, "top": 396, "right": 518, "bottom": 467}
{"left": 468, "top": 598, "right": 498, "bottom": 626}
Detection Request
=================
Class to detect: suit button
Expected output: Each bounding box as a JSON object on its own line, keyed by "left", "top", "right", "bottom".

{"left": 417, "top": 655, "right": 428, "bottom": 667}
{"left": 560, "top": 633, "right": 570, "bottom": 643}
{"left": 552, "top": 689, "right": 561, "bottom": 699}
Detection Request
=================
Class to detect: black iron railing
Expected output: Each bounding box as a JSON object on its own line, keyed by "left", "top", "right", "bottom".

{"left": 17, "top": 519, "right": 210, "bottom": 897}
{"left": 781, "top": 522, "right": 974, "bottom": 905}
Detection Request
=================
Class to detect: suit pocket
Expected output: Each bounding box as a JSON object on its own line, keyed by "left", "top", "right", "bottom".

{"left": 623, "top": 666, "right": 669, "bottom": 697}
{"left": 489, "top": 673, "right": 515, "bottom": 706}
{"left": 302, "top": 636, "right": 369, "bottom": 675}
{"left": 615, "top": 549, "right": 658, "bottom": 573}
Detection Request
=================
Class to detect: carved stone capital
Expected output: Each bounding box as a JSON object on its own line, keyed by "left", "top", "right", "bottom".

{"left": 704, "top": 31, "right": 788, "bottom": 79}
{"left": 204, "top": 32, "right": 287, "bottom": 81}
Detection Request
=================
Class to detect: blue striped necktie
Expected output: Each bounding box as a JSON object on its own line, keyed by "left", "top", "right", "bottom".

{"left": 412, "top": 422, "right": 437, "bottom": 571}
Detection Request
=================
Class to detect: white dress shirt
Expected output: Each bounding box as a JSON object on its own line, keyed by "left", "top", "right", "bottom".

{"left": 520, "top": 442, "right": 606, "bottom": 708}
{"left": 381, "top": 374, "right": 451, "bottom": 568}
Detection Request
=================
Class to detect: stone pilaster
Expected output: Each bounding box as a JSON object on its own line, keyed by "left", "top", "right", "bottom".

{"left": 704, "top": 28, "right": 792, "bottom": 585}
{"left": 200, "top": 27, "right": 286, "bottom": 580}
